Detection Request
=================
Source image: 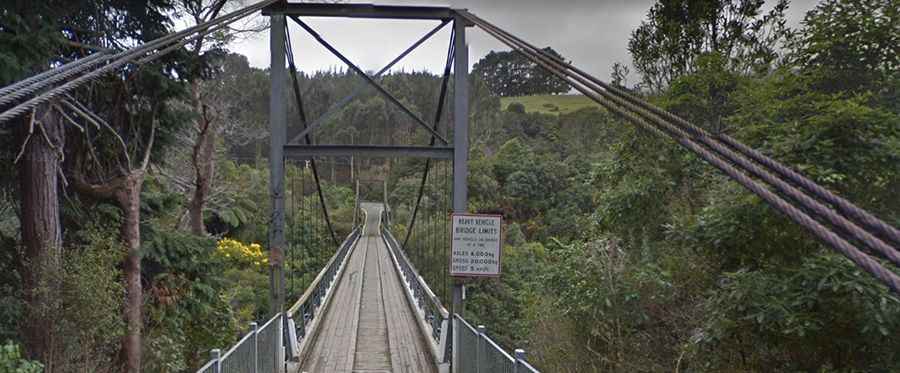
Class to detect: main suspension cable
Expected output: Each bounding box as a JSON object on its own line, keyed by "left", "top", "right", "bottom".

{"left": 0, "top": 0, "right": 279, "bottom": 125}
{"left": 460, "top": 10, "right": 900, "bottom": 254}
{"left": 458, "top": 10, "right": 900, "bottom": 293}
{"left": 471, "top": 15, "right": 900, "bottom": 247}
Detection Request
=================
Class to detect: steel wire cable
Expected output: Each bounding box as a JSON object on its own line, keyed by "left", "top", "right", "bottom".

{"left": 0, "top": 0, "right": 279, "bottom": 125}
{"left": 290, "top": 165, "right": 296, "bottom": 295}
{"left": 460, "top": 11, "right": 900, "bottom": 265}
{"left": 461, "top": 11, "right": 900, "bottom": 293}
{"left": 0, "top": 52, "right": 113, "bottom": 106}
{"left": 459, "top": 10, "right": 900, "bottom": 250}
{"left": 501, "top": 42, "right": 900, "bottom": 267}
{"left": 284, "top": 23, "right": 339, "bottom": 247}
{"left": 403, "top": 27, "right": 456, "bottom": 252}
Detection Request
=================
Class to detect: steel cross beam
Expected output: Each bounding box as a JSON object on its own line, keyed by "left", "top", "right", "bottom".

{"left": 290, "top": 16, "right": 450, "bottom": 145}
{"left": 262, "top": 3, "right": 454, "bottom": 20}
{"left": 284, "top": 144, "right": 454, "bottom": 160}
{"left": 287, "top": 19, "right": 450, "bottom": 145}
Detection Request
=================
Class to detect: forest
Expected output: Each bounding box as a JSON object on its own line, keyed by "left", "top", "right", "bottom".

{"left": 1, "top": 0, "right": 898, "bottom": 372}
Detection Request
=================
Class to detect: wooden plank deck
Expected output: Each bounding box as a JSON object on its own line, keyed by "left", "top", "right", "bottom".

{"left": 297, "top": 203, "right": 438, "bottom": 373}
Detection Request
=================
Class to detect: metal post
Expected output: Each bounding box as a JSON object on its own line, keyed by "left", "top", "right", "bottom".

{"left": 251, "top": 322, "right": 259, "bottom": 373}
{"left": 451, "top": 317, "right": 459, "bottom": 373}
{"left": 268, "top": 14, "right": 287, "bottom": 318}
{"left": 354, "top": 179, "right": 360, "bottom": 227}
{"left": 210, "top": 349, "right": 221, "bottom": 373}
{"left": 513, "top": 349, "right": 526, "bottom": 373}
{"left": 451, "top": 18, "right": 468, "bottom": 214}
{"left": 277, "top": 314, "right": 285, "bottom": 373}
{"left": 383, "top": 178, "right": 389, "bottom": 224}
{"left": 476, "top": 325, "right": 486, "bottom": 373}
{"left": 451, "top": 16, "right": 469, "bottom": 373}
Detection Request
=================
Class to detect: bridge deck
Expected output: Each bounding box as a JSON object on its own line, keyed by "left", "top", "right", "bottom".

{"left": 297, "top": 203, "right": 437, "bottom": 373}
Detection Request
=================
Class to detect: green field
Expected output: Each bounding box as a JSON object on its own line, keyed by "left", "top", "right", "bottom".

{"left": 500, "top": 94, "right": 601, "bottom": 115}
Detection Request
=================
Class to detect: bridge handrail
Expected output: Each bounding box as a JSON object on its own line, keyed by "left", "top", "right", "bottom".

{"left": 195, "top": 312, "right": 284, "bottom": 373}
{"left": 382, "top": 219, "right": 449, "bottom": 317}
{"left": 453, "top": 314, "right": 541, "bottom": 373}
{"left": 286, "top": 226, "right": 359, "bottom": 316}
{"left": 380, "top": 214, "right": 450, "bottom": 364}
{"left": 285, "top": 220, "right": 363, "bottom": 361}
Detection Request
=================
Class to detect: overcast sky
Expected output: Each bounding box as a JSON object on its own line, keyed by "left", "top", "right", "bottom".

{"left": 228, "top": 0, "right": 819, "bottom": 81}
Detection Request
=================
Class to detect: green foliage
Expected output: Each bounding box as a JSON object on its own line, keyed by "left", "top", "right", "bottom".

{"left": 473, "top": 48, "right": 570, "bottom": 97}
{"left": 1, "top": 0, "right": 897, "bottom": 371}
{"left": 0, "top": 341, "right": 42, "bottom": 373}
{"left": 628, "top": 0, "right": 791, "bottom": 91}
{"left": 697, "top": 253, "right": 900, "bottom": 370}
{"left": 54, "top": 226, "right": 126, "bottom": 371}
{"left": 662, "top": 53, "right": 741, "bottom": 132}
{"left": 0, "top": 224, "right": 21, "bottom": 343}
{"left": 500, "top": 94, "right": 601, "bottom": 115}
{"left": 462, "top": 1, "right": 900, "bottom": 371}
{"left": 792, "top": 0, "right": 900, "bottom": 96}
{"left": 142, "top": 219, "right": 243, "bottom": 371}
{"left": 727, "top": 69, "right": 900, "bottom": 220}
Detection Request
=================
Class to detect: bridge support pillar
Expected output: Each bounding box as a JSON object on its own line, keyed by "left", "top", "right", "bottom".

{"left": 268, "top": 14, "right": 288, "bottom": 373}
{"left": 451, "top": 15, "right": 469, "bottom": 373}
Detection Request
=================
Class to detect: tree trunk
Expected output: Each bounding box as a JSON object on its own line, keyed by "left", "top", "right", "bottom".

{"left": 188, "top": 81, "right": 216, "bottom": 235}
{"left": 116, "top": 173, "right": 144, "bottom": 373}
{"left": 18, "top": 104, "right": 64, "bottom": 370}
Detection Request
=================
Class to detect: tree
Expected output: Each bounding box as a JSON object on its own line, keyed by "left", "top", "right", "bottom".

{"left": 792, "top": 0, "right": 900, "bottom": 98}
{"left": 67, "top": 71, "right": 186, "bottom": 373}
{"left": 1, "top": 1, "right": 175, "bottom": 370}
{"left": 176, "top": 0, "right": 266, "bottom": 235}
{"left": 15, "top": 103, "right": 64, "bottom": 370}
{"left": 628, "top": 0, "right": 791, "bottom": 92}
{"left": 1, "top": 2, "right": 76, "bottom": 366}
{"left": 473, "top": 48, "right": 569, "bottom": 97}
{"left": 52, "top": 2, "right": 186, "bottom": 371}
{"left": 610, "top": 61, "right": 630, "bottom": 88}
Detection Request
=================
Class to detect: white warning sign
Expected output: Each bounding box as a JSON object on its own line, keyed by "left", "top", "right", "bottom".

{"left": 450, "top": 213, "right": 502, "bottom": 277}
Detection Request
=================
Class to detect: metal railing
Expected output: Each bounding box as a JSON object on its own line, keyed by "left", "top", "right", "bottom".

{"left": 285, "top": 218, "right": 363, "bottom": 360}
{"left": 380, "top": 214, "right": 451, "bottom": 363}
{"left": 195, "top": 313, "right": 284, "bottom": 373}
{"left": 454, "top": 314, "right": 540, "bottom": 373}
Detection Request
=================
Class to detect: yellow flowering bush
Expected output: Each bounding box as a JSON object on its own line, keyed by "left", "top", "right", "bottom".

{"left": 216, "top": 238, "right": 268, "bottom": 268}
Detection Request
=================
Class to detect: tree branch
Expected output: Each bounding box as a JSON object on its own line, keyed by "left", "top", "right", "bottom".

{"left": 140, "top": 119, "right": 156, "bottom": 171}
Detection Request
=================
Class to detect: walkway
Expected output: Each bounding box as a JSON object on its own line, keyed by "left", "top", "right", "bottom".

{"left": 297, "top": 203, "right": 438, "bottom": 373}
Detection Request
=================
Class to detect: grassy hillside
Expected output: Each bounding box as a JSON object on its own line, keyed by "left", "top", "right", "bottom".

{"left": 500, "top": 94, "right": 601, "bottom": 115}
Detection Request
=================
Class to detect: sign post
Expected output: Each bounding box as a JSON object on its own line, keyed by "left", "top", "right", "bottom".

{"left": 450, "top": 214, "right": 503, "bottom": 277}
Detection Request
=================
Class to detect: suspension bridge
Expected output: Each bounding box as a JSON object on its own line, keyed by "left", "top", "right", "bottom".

{"left": 2, "top": 1, "right": 899, "bottom": 373}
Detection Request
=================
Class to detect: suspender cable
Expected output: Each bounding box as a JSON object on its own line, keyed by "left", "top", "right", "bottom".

{"left": 403, "top": 28, "right": 456, "bottom": 251}
{"left": 458, "top": 10, "right": 900, "bottom": 294}
{"left": 289, "top": 164, "right": 295, "bottom": 295}
{"left": 285, "top": 24, "right": 339, "bottom": 247}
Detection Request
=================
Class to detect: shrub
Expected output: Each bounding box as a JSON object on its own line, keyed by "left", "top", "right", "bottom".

{"left": 216, "top": 238, "right": 268, "bottom": 269}
{"left": 0, "top": 341, "right": 42, "bottom": 373}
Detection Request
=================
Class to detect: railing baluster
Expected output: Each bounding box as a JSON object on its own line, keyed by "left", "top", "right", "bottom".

{"left": 477, "top": 325, "right": 486, "bottom": 373}
{"left": 250, "top": 322, "right": 259, "bottom": 373}
{"left": 514, "top": 349, "right": 525, "bottom": 373}
{"left": 210, "top": 349, "right": 221, "bottom": 373}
